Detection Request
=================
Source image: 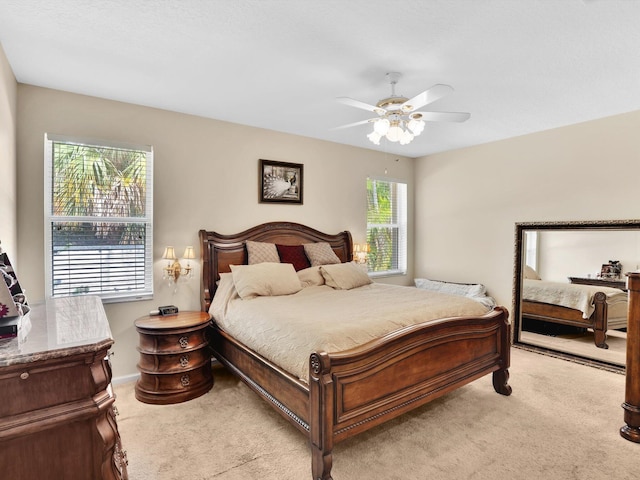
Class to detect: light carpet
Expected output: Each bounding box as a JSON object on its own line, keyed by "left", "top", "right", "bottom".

{"left": 114, "top": 347, "right": 638, "bottom": 480}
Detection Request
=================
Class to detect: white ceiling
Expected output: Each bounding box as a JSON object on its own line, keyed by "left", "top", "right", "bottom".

{"left": 1, "top": 0, "right": 639, "bottom": 158}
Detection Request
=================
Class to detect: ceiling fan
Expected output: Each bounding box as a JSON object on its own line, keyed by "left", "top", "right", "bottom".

{"left": 335, "top": 72, "right": 470, "bottom": 145}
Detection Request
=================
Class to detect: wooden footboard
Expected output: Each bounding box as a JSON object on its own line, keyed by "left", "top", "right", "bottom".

{"left": 308, "top": 307, "right": 510, "bottom": 480}
{"left": 522, "top": 293, "right": 610, "bottom": 348}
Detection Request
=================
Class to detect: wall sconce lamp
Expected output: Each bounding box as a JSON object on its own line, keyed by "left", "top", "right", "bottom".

{"left": 162, "top": 246, "right": 195, "bottom": 285}
{"left": 353, "top": 243, "right": 370, "bottom": 264}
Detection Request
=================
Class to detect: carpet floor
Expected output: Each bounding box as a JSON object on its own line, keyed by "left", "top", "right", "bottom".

{"left": 114, "top": 347, "right": 638, "bottom": 480}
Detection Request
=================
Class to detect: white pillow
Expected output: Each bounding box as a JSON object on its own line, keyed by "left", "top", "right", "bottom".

{"left": 320, "top": 263, "right": 372, "bottom": 290}
{"left": 303, "top": 242, "right": 341, "bottom": 266}
{"left": 523, "top": 265, "right": 541, "bottom": 280}
{"left": 230, "top": 263, "right": 302, "bottom": 299}
{"left": 245, "top": 240, "right": 280, "bottom": 264}
{"left": 414, "top": 278, "right": 486, "bottom": 297}
{"left": 297, "top": 266, "right": 325, "bottom": 287}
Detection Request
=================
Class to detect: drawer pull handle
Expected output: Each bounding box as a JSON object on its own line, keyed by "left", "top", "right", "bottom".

{"left": 20, "top": 372, "right": 29, "bottom": 380}
{"left": 178, "top": 336, "right": 189, "bottom": 349}
{"left": 180, "top": 374, "right": 190, "bottom": 387}
{"left": 179, "top": 355, "right": 190, "bottom": 368}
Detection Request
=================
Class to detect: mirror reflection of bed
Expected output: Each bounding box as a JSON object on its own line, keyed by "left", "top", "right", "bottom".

{"left": 514, "top": 221, "right": 640, "bottom": 370}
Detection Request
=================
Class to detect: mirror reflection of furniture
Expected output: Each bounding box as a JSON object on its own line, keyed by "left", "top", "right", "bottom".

{"left": 621, "top": 272, "right": 640, "bottom": 442}
{"left": 513, "top": 220, "right": 640, "bottom": 371}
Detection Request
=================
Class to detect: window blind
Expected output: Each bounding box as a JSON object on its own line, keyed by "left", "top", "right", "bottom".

{"left": 366, "top": 178, "right": 407, "bottom": 276}
{"left": 44, "top": 134, "right": 154, "bottom": 302}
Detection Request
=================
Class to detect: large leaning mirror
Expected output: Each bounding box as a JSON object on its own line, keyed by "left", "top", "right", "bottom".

{"left": 513, "top": 220, "right": 640, "bottom": 372}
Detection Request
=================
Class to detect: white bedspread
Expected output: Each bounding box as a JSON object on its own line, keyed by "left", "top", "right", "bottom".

{"left": 210, "top": 280, "right": 491, "bottom": 383}
{"left": 522, "top": 279, "right": 627, "bottom": 319}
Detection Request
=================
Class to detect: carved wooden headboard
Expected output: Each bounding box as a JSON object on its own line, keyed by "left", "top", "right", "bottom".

{"left": 198, "top": 222, "right": 353, "bottom": 312}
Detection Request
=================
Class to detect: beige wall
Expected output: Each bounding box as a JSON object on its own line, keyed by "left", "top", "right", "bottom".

{"left": 16, "top": 85, "right": 415, "bottom": 380}
{"left": 414, "top": 110, "right": 640, "bottom": 311}
{"left": 0, "top": 44, "right": 17, "bottom": 259}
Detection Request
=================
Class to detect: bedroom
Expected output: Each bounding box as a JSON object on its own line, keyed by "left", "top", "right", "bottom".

{"left": 1, "top": 1, "right": 640, "bottom": 479}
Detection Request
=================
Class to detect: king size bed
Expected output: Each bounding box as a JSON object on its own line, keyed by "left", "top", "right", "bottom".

{"left": 199, "top": 221, "right": 511, "bottom": 480}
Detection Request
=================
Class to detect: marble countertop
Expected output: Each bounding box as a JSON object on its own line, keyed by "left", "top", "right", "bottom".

{"left": 0, "top": 295, "right": 114, "bottom": 367}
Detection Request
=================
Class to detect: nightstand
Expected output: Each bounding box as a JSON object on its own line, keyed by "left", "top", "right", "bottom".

{"left": 134, "top": 311, "right": 213, "bottom": 404}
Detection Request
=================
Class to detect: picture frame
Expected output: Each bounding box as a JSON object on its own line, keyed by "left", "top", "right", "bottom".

{"left": 259, "top": 159, "right": 303, "bottom": 204}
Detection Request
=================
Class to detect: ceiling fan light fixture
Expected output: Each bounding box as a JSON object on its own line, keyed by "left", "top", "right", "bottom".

{"left": 373, "top": 118, "right": 390, "bottom": 135}
{"left": 367, "top": 131, "right": 382, "bottom": 145}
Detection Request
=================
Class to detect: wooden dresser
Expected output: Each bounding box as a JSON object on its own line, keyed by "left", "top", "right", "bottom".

{"left": 134, "top": 311, "right": 213, "bottom": 404}
{"left": 0, "top": 296, "right": 127, "bottom": 480}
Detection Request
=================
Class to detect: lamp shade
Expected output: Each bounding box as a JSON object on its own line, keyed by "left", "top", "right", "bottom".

{"left": 162, "top": 246, "right": 176, "bottom": 260}
{"left": 183, "top": 246, "right": 195, "bottom": 260}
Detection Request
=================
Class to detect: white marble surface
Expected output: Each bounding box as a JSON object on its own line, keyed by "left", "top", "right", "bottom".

{"left": 0, "top": 295, "right": 114, "bottom": 366}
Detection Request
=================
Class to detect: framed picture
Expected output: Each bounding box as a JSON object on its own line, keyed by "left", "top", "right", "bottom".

{"left": 259, "top": 159, "right": 303, "bottom": 204}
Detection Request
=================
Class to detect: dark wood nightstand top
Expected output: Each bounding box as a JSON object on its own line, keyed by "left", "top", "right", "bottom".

{"left": 134, "top": 311, "right": 211, "bottom": 330}
{"left": 568, "top": 276, "right": 627, "bottom": 290}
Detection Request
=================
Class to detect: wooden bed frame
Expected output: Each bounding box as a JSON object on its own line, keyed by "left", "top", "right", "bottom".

{"left": 522, "top": 292, "right": 626, "bottom": 349}
{"left": 199, "top": 221, "right": 512, "bottom": 480}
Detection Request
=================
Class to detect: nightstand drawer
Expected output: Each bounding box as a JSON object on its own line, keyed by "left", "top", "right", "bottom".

{"left": 137, "top": 348, "right": 211, "bottom": 373}
{"left": 135, "top": 363, "right": 213, "bottom": 404}
{"left": 137, "top": 328, "right": 208, "bottom": 354}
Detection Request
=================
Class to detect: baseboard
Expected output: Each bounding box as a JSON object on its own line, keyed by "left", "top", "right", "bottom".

{"left": 113, "top": 372, "right": 140, "bottom": 386}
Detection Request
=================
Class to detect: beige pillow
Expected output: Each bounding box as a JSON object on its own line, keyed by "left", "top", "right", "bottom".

{"left": 246, "top": 240, "right": 280, "bottom": 264}
{"left": 230, "top": 263, "right": 302, "bottom": 299}
{"left": 303, "top": 242, "right": 341, "bottom": 266}
{"left": 524, "top": 265, "right": 541, "bottom": 280}
{"left": 320, "top": 262, "right": 372, "bottom": 290}
{"left": 297, "top": 266, "right": 325, "bottom": 287}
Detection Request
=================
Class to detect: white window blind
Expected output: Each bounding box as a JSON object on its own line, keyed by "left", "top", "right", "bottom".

{"left": 44, "top": 134, "right": 153, "bottom": 303}
{"left": 366, "top": 178, "right": 407, "bottom": 276}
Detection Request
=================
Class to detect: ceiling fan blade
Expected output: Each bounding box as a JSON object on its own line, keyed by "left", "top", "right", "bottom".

{"left": 337, "top": 97, "right": 386, "bottom": 115}
{"left": 401, "top": 84, "right": 454, "bottom": 113}
{"left": 331, "top": 118, "right": 375, "bottom": 130}
{"left": 413, "top": 111, "right": 471, "bottom": 122}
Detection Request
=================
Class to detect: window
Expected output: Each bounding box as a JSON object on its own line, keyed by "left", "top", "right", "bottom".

{"left": 524, "top": 230, "right": 539, "bottom": 271}
{"left": 44, "top": 134, "right": 153, "bottom": 303}
{"left": 366, "top": 178, "right": 407, "bottom": 276}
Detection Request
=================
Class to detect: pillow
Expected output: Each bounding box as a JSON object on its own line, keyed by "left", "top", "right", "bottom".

{"left": 276, "top": 244, "right": 311, "bottom": 271}
{"left": 523, "top": 265, "right": 541, "bottom": 280}
{"left": 297, "top": 266, "right": 325, "bottom": 287}
{"left": 230, "top": 263, "right": 302, "bottom": 299}
{"left": 320, "top": 263, "right": 372, "bottom": 290}
{"left": 414, "top": 278, "right": 496, "bottom": 308}
{"left": 414, "top": 278, "right": 486, "bottom": 298}
{"left": 245, "top": 240, "right": 280, "bottom": 264}
{"left": 303, "top": 242, "right": 341, "bottom": 267}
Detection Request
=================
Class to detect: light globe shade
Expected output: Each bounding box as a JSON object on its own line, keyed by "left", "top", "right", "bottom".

{"left": 408, "top": 118, "right": 425, "bottom": 135}
{"left": 399, "top": 130, "right": 414, "bottom": 145}
{"left": 367, "top": 131, "right": 382, "bottom": 145}
{"left": 386, "top": 123, "right": 403, "bottom": 142}
{"left": 373, "top": 118, "right": 390, "bottom": 135}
